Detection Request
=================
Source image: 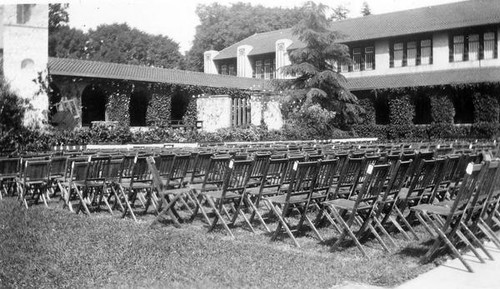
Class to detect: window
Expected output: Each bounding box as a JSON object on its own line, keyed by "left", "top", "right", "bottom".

{"left": 352, "top": 48, "right": 362, "bottom": 72}
{"left": 406, "top": 42, "right": 417, "bottom": 66}
{"left": 364, "top": 47, "right": 374, "bottom": 70}
{"left": 468, "top": 34, "right": 479, "bottom": 61}
{"left": 220, "top": 64, "right": 228, "bottom": 75}
{"left": 264, "top": 59, "right": 273, "bottom": 79}
{"left": 483, "top": 32, "right": 495, "bottom": 59}
{"left": 253, "top": 58, "right": 274, "bottom": 79}
{"left": 450, "top": 29, "right": 497, "bottom": 62}
{"left": 228, "top": 64, "right": 236, "bottom": 76}
{"left": 390, "top": 37, "right": 433, "bottom": 67}
{"left": 393, "top": 42, "right": 404, "bottom": 67}
{"left": 254, "top": 60, "right": 263, "bottom": 78}
{"left": 338, "top": 45, "right": 375, "bottom": 73}
{"left": 453, "top": 35, "right": 465, "bottom": 61}
{"left": 16, "top": 4, "right": 32, "bottom": 24}
{"left": 420, "top": 39, "right": 432, "bottom": 65}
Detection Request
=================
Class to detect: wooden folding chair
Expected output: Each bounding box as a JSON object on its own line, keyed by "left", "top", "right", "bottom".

{"left": 198, "top": 159, "right": 254, "bottom": 238}
{"left": 245, "top": 157, "right": 289, "bottom": 232}
{"left": 18, "top": 160, "right": 51, "bottom": 208}
{"left": 411, "top": 163, "right": 485, "bottom": 273}
{"left": 81, "top": 155, "right": 113, "bottom": 214}
{"left": 118, "top": 156, "right": 155, "bottom": 222}
{"left": 47, "top": 156, "right": 68, "bottom": 199}
{"left": 246, "top": 152, "right": 271, "bottom": 187}
{"left": 330, "top": 156, "right": 364, "bottom": 199}
{"left": 459, "top": 161, "right": 500, "bottom": 259}
{"left": 0, "top": 157, "right": 20, "bottom": 199}
{"left": 189, "top": 156, "right": 231, "bottom": 224}
{"left": 376, "top": 160, "right": 416, "bottom": 240}
{"left": 265, "top": 161, "right": 319, "bottom": 247}
{"left": 321, "top": 164, "right": 392, "bottom": 256}
{"left": 103, "top": 158, "right": 125, "bottom": 212}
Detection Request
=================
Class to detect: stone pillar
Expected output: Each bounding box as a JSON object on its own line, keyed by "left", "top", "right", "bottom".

{"left": 147, "top": 85, "right": 171, "bottom": 127}
{"left": 204, "top": 50, "right": 219, "bottom": 74}
{"left": 263, "top": 100, "right": 283, "bottom": 130}
{"left": 196, "top": 95, "right": 232, "bottom": 132}
{"left": 237, "top": 45, "right": 253, "bottom": 78}
{"left": 275, "top": 39, "right": 293, "bottom": 79}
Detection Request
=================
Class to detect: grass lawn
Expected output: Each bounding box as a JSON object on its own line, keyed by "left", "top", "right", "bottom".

{"left": 0, "top": 197, "right": 441, "bottom": 288}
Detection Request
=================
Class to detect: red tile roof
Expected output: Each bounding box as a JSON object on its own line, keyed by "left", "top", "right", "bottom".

{"left": 214, "top": 0, "right": 500, "bottom": 60}
{"left": 48, "top": 57, "right": 268, "bottom": 90}
{"left": 346, "top": 67, "right": 500, "bottom": 91}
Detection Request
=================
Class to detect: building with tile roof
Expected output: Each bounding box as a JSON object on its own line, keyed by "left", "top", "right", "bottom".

{"left": 204, "top": 0, "right": 500, "bottom": 124}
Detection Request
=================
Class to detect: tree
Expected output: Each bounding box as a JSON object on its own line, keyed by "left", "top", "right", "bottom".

{"left": 330, "top": 5, "right": 349, "bottom": 21}
{"left": 49, "top": 25, "right": 88, "bottom": 58}
{"left": 186, "top": 3, "right": 302, "bottom": 71}
{"left": 49, "top": 3, "right": 69, "bottom": 32}
{"left": 361, "top": 1, "right": 372, "bottom": 16}
{"left": 277, "top": 1, "right": 362, "bottom": 131}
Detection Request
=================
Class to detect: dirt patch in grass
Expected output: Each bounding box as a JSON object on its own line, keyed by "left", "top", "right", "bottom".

{"left": 0, "top": 198, "right": 440, "bottom": 288}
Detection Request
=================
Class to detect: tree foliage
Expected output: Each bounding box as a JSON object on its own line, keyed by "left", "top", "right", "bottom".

{"left": 361, "top": 2, "right": 372, "bottom": 16}
{"left": 185, "top": 3, "right": 302, "bottom": 71}
{"left": 49, "top": 3, "right": 69, "bottom": 32}
{"left": 49, "top": 8, "right": 184, "bottom": 69}
{"left": 277, "top": 1, "right": 361, "bottom": 130}
{"left": 330, "top": 5, "right": 350, "bottom": 21}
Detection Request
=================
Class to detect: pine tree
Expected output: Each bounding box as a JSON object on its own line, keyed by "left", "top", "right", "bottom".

{"left": 277, "top": 1, "right": 362, "bottom": 131}
{"left": 361, "top": 1, "right": 372, "bottom": 16}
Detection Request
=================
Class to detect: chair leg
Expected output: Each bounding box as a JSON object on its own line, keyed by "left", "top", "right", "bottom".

{"left": 119, "top": 186, "right": 137, "bottom": 222}
{"left": 246, "top": 195, "right": 270, "bottom": 233}
{"left": 394, "top": 207, "right": 420, "bottom": 240}
{"left": 461, "top": 221, "right": 494, "bottom": 261}
{"left": 329, "top": 205, "right": 367, "bottom": 257}
{"left": 373, "top": 216, "right": 397, "bottom": 248}
{"left": 387, "top": 215, "right": 411, "bottom": 240}
{"left": 268, "top": 201, "right": 300, "bottom": 248}
{"left": 478, "top": 219, "right": 500, "bottom": 249}
{"left": 206, "top": 197, "right": 234, "bottom": 238}
{"left": 421, "top": 212, "right": 474, "bottom": 273}
{"left": 414, "top": 211, "right": 438, "bottom": 237}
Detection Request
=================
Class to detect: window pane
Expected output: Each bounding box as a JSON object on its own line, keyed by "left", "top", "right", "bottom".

{"left": 364, "top": 47, "right": 374, "bottom": 70}
{"left": 394, "top": 42, "right": 403, "bottom": 67}
{"left": 468, "top": 34, "right": 479, "bottom": 61}
{"left": 484, "top": 32, "right": 495, "bottom": 59}
{"left": 421, "top": 39, "right": 431, "bottom": 65}
{"left": 264, "top": 59, "right": 271, "bottom": 79}
{"left": 221, "top": 65, "right": 228, "bottom": 75}
{"left": 255, "top": 60, "right": 263, "bottom": 79}
{"left": 453, "top": 35, "right": 464, "bottom": 62}
{"left": 228, "top": 64, "right": 235, "bottom": 76}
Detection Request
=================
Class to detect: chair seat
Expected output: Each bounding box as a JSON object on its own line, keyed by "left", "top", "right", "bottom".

{"left": 86, "top": 180, "right": 105, "bottom": 187}
{"left": 159, "top": 187, "right": 189, "bottom": 197}
{"left": 189, "top": 183, "right": 219, "bottom": 192}
{"left": 411, "top": 203, "right": 452, "bottom": 215}
{"left": 322, "top": 198, "right": 371, "bottom": 211}
{"left": 203, "top": 190, "right": 240, "bottom": 200}
{"left": 267, "top": 194, "right": 308, "bottom": 204}
{"left": 119, "top": 181, "right": 152, "bottom": 189}
{"left": 246, "top": 178, "right": 262, "bottom": 187}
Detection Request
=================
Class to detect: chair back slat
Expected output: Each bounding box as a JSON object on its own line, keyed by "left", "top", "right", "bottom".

{"left": 223, "top": 159, "right": 254, "bottom": 193}
{"left": 356, "top": 163, "right": 391, "bottom": 205}
{"left": 49, "top": 156, "right": 68, "bottom": 177}
{"left": 202, "top": 156, "right": 231, "bottom": 189}
{"left": 88, "top": 156, "right": 111, "bottom": 180}
{"left": 169, "top": 154, "right": 191, "bottom": 181}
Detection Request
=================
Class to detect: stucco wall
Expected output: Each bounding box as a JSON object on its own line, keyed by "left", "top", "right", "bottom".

{"left": 2, "top": 4, "right": 48, "bottom": 128}
{"left": 250, "top": 95, "right": 283, "bottom": 130}
{"left": 197, "top": 95, "right": 232, "bottom": 132}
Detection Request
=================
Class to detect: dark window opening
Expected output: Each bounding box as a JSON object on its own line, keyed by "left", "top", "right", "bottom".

{"left": 171, "top": 92, "right": 189, "bottom": 123}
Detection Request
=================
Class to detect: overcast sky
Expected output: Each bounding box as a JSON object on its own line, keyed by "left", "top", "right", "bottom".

{"left": 5, "top": 0, "right": 468, "bottom": 53}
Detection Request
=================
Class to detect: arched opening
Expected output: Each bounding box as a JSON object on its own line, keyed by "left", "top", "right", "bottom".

{"left": 81, "top": 84, "right": 106, "bottom": 127}
{"left": 413, "top": 93, "right": 432, "bottom": 124}
{"left": 171, "top": 91, "right": 189, "bottom": 124}
{"left": 129, "top": 86, "right": 150, "bottom": 126}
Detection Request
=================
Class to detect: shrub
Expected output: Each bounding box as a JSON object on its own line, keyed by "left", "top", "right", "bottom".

{"left": 470, "top": 122, "right": 499, "bottom": 139}
{"left": 473, "top": 92, "right": 499, "bottom": 123}
{"left": 0, "top": 81, "right": 29, "bottom": 132}
{"left": 351, "top": 124, "right": 388, "bottom": 141}
{"left": 147, "top": 91, "right": 171, "bottom": 127}
{"left": 358, "top": 98, "right": 376, "bottom": 125}
{"left": 430, "top": 94, "right": 455, "bottom": 124}
{"left": 389, "top": 95, "right": 415, "bottom": 126}
{"left": 106, "top": 92, "right": 130, "bottom": 126}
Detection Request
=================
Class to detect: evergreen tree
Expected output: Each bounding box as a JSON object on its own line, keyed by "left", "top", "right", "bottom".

{"left": 361, "top": 1, "right": 372, "bottom": 16}
{"left": 278, "top": 1, "right": 362, "bottom": 131}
